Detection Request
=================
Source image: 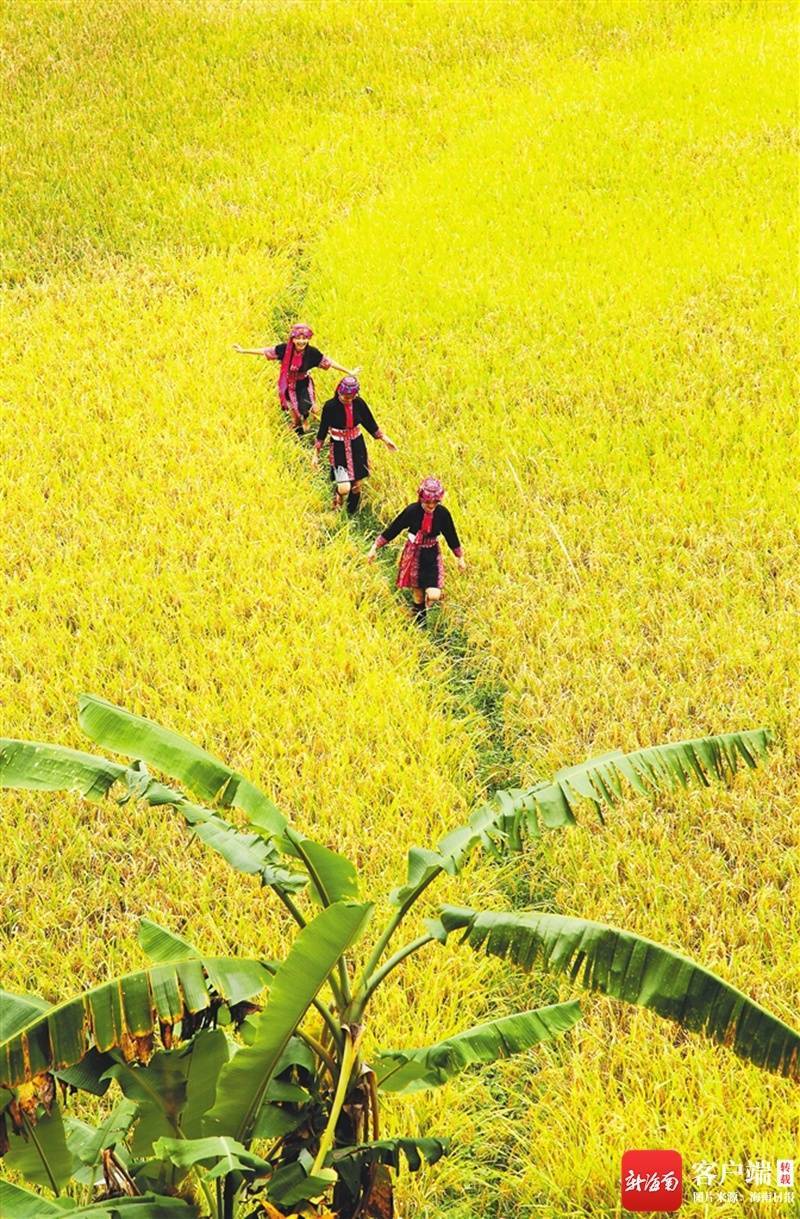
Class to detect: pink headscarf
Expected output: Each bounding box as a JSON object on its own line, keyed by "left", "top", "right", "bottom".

{"left": 416, "top": 478, "right": 445, "bottom": 541}
{"left": 336, "top": 375, "right": 360, "bottom": 429}
{"left": 336, "top": 375, "right": 360, "bottom": 397}
{"left": 418, "top": 477, "right": 445, "bottom": 503}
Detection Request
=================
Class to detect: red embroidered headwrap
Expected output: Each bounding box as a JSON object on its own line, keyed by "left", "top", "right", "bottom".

{"left": 418, "top": 477, "right": 445, "bottom": 503}
{"left": 336, "top": 376, "right": 359, "bottom": 430}
{"left": 415, "top": 478, "right": 444, "bottom": 543}
{"left": 336, "top": 375, "right": 360, "bottom": 397}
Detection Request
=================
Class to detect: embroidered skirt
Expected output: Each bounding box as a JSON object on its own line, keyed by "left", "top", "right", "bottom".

{"left": 397, "top": 537, "right": 444, "bottom": 589}
{"left": 279, "top": 375, "right": 316, "bottom": 424}
{"left": 328, "top": 432, "right": 370, "bottom": 482}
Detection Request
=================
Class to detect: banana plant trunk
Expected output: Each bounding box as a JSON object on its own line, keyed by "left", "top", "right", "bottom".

{"left": 331, "top": 1046, "right": 392, "bottom": 1219}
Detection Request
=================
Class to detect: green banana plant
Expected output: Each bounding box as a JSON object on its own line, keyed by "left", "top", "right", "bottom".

{"left": 0, "top": 698, "right": 796, "bottom": 1218}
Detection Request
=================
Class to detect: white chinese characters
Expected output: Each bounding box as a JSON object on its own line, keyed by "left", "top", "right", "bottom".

{"left": 625, "top": 1170, "right": 680, "bottom": 1193}
{"left": 689, "top": 1158, "right": 795, "bottom": 1207}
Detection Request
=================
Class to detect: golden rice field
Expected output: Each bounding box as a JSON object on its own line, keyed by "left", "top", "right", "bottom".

{"left": 1, "top": 1, "right": 798, "bottom": 1216}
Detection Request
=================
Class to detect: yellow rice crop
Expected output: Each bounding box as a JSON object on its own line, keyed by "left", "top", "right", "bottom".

{"left": 1, "top": 2, "right": 797, "bottom": 1216}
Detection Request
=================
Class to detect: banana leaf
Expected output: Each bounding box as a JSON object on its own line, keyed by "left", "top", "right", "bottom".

{"left": 0, "top": 712, "right": 357, "bottom": 904}
{"left": 0, "top": 1182, "right": 197, "bottom": 1216}
{"left": 5, "top": 1106, "right": 74, "bottom": 1191}
{"left": 65, "top": 1100, "right": 137, "bottom": 1185}
{"left": 77, "top": 695, "right": 286, "bottom": 836}
{"left": 104, "top": 1029, "right": 230, "bottom": 1157}
{"left": 152, "top": 1135, "right": 270, "bottom": 1181}
{"left": 526, "top": 727, "right": 772, "bottom": 828}
{"left": 178, "top": 802, "right": 307, "bottom": 893}
{"left": 440, "top": 905, "right": 800, "bottom": 1082}
{"left": 137, "top": 920, "right": 201, "bottom": 964}
{"left": 251, "top": 1040, "right": 315, "bottom": 1139}
{"left": 57, "top": 1049, "right": 116, "bottom": 1097}
{"left": 0, "top": 958, "right": 270, "bottom": 1111}
{"left": 204, "top": 902, "right": 373, "bottom": 1142}
{"left": 266, "top": 1149, "right": 337, "bottom": 1207}
{"left": 0, "top": 992, "right": 50, "bottom": 1042}
{"left": 391, "top": 729, "right": 772, "bottom": 907}
{"left": 179, "top": 1029, "right": 231, "bottom": 1140}
{"left": 332, "top": 1137, "right": 449, "bottom": 1199}
{"left": 1, "top": 993, "right": 113, "bottom": 1098}
{"left": 251, "top": 1103, "right": 306, "bottom": 1141}
{"left": 0, "top": 740, "right": 127, "bottom": 802}
{"left": 0, "top": 738, "right": 308, "bottom": 896}
{"left": 375, "top": 1000, "right": 582, "bottom": 1093}
{"left": 0, "top": 1179, "right": 63, "bottom": 1216}
{"left": 282, "top": 827, "right": 360, "bottom": 906}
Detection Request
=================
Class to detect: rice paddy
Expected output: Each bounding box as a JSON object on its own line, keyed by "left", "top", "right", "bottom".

{"left": 1, "top": 2, "right": 797, "bottom": 1216}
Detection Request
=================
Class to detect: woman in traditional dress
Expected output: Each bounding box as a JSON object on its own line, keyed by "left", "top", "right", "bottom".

{"left": 312, "top": 376, "right": 397, "bottom": 514}
{"left": 234, "top": 324, "right": 359, "bottom": 436}
{"left": 367, "top": 477, "right": 465, "bottom": 622}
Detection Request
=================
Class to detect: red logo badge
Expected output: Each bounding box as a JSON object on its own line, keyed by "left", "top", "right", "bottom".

{"left": 621, "top": 1150, "right": 683, "bottom": 1211}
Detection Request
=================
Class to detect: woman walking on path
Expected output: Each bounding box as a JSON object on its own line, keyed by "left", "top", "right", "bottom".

{"left": 367, "top": 477, "right": 465, "bottom": 623}
{"left": 234, "top": 323, "right": 359, "bottom": 436}
{"left": 313, "top": 376, "right": 397, "bottom": 514}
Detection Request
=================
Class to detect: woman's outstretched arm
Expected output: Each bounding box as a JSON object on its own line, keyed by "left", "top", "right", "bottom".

{"left": 326, "top": 358, "right": 361, "bottom": 376}
{"left": 366, "top": 507, "right": 412, "bottom": 561}
{"left": 361, "top": 401, "right": 398, "bottom": 451}
{"left": 233, "top": 344, "right": 277, "bottom": 357}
